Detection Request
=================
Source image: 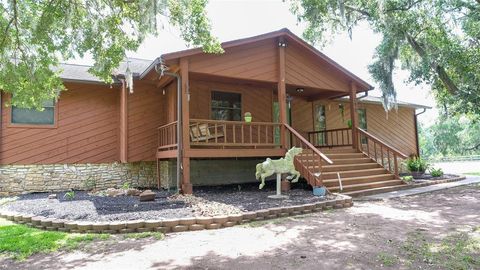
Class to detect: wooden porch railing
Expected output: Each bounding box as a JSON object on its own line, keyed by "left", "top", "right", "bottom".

{"left": 356, "top": 128, "right": 408, "bottom": 178}
{"left": 189, "top": 119, "right": 282, "bottom": 148}
{"left": 157, "top": 121, "right": 178, "bottom": 151}
{"left": 307, "top": 128, "right": 352, "bottom": 148}
{"left": 285, "top": 124, "right": 333, "bottom": 187}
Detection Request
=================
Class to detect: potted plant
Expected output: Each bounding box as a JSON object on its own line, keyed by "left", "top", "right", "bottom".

{"left": 244, "top": 112, "right": 252, "bottom": 123}
{"left": 405, "top": 157, "right": 429, "bottom": 178}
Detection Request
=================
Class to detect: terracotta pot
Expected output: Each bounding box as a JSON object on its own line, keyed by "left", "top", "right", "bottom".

{"left": 281, "top": 180, "right": 290, "bottom": 192}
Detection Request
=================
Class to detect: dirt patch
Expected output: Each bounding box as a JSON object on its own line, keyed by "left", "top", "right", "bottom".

{"left": 1, "top": 183, "right": 478, "bottom": 270}
{"left": 0, "top": 181, "right": 335, "bottom": 222}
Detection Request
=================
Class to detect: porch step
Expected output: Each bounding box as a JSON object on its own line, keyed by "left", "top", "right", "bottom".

{"left": 321, "top": 163, "right": 380, "bottom": 172}
{"left": 321, "top": 168, "right": 388, "bottom": 180}
{"left": 328, "top": 179, "right": 404, "bottom": 193}
{"left": 323, "top": 174, "right": 395, "bottom": 187}
{"left": 343, "top": 184, "right": 411, "bottom": 197}
{"left": 295, "top": 145, "right": 408, "bottom": 196}
{"left": 298, "top": 157, "right": 374, "bottom": 165}
{"left": 319, "top": 147, "right": 359, "bottom": 154}
{"left": 324, "top": 153, "right": 366, "bottom": 159}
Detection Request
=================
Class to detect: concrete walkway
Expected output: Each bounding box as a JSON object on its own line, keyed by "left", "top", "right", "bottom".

{"left": 361, "top": 176, "right": 480, "bottom": 200}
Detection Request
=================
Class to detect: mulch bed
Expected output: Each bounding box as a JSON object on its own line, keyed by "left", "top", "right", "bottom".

{"left": 0, "top": 181, "right": 336, "bottom": 222}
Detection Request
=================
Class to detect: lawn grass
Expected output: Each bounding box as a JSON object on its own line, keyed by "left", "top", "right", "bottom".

{"left": 122, "top": 231, "right": 164, "bottom": 240}
{"left": 400, "top": 230, "right": 480, "bottom": 270}
{"left": 0, "top": 217, "right": 166, "bottom": 260}
{"left": 0, "top": 218, "right": 111, "bottom": 260}
{"left": 465, "top": 172, "right": 480, "bottom": 176}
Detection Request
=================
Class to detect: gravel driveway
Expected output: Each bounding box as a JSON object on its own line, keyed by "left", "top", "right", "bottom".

{"left": 2, "top": 181, "right": 479, "bottom": 270}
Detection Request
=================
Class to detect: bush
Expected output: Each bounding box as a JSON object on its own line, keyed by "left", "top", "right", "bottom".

{"left": 405, "top": 157, "right": 429, "bottom": 172}
{"left": 63, "top": 191, "right": 75, "bottom": 200}
{"left": 401, "top": 175, "right": 414, "bottom": 182}
{"left": 430, "top": 167, "right": 444, "bottom": 177}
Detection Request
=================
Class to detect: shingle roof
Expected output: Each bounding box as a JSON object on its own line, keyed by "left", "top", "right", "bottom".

{"left": 337, "top": 95, "right": 431, "bottom": 109}
{"left": 57, "top": 58, "right": 152, "bottom": 83}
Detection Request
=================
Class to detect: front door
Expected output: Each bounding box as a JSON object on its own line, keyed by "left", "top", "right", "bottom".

{"left": 313, "top": 104, "right": 327, "bottom": 145}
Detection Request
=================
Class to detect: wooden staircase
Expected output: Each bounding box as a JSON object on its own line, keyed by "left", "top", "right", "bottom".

{"left": 296, "top": 147, "right": 407, "bottom": 197}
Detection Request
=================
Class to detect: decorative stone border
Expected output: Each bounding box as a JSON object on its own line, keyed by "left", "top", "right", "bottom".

{"left": 409, "top": 175, "right": 466, "bottom": 188}
{"left": 0, "top": 194, "right": 353, "bottom": 234}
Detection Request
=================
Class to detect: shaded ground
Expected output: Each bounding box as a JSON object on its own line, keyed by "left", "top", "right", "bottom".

{"left": 0, "top": 181, "right": 334, "bottom": 221}
{"left": 1, "top": 182, "right": 479, "bottom": 269}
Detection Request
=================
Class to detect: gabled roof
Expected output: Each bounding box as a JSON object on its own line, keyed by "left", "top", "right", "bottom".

{"left": 154, "top": 28, "right": 374, "bottom": 91}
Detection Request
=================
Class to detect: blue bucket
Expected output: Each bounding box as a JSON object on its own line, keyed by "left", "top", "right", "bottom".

{"left": 313, "top": 186, "right": 326, "bottom": 196}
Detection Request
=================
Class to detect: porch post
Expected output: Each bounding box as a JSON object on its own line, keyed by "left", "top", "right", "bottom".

{"left": 350, "top": 82, "right": 359, "bottom": 150}
{"left": 119, "top": 79, "right": 128, "bottom": 163}
{"left": 180, "top": 57, "right": 192, "bottom": 194}
{"left": 278, "top": 37, "right": 288, "bottom": 149}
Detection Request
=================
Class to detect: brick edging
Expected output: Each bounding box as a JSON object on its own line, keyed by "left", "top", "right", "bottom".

{"left": 0, "top": 194, "right": 353, "bottom": 234}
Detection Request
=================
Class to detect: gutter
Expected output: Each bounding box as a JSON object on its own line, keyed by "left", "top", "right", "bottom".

{"left": 415, "top": 108, "right": 427, "bottom": 116}
{"left": 357, "top": 90, "right": 368, "bottom": 100}
{"left": 154, "top": 61, "right": 182, "bottom": 194}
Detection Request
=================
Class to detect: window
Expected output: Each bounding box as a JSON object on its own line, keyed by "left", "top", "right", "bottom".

{"left": 11, "top": 99, "right": 56, "bottom": 125}
{"left": 358, "top": 108, "right": 367, "bottom": 130}
{"left": 211, "top": 91, "right": 241, "bottom": 121}
{"left": 358, "top": 108, "right": 367, "bottom": 144}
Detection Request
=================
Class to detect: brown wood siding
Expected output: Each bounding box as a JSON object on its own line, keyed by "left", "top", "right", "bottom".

{"left": 291, "top": 98, "right": 314, "bottom": 138}
{"left": 312, "top": 100, "right": 418, "bottom": 156}
{"left": 189, "top": 79, "right": 274, "bottom": 122}
{"left": 285, "top": 42, "right": 350, "bottom": 92}
{"left": 188, "top": 39, "right": 278, "bottom": 82}
{"left": 127, "top": 82, "right": 165, "bottom": 162}
{"left": 0, "top": 82, "right": 119, "bottom": 164}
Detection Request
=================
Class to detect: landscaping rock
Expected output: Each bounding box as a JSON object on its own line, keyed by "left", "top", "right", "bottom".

{"left": 139, "top": 190, "right": 156, "bottom": 202}
{"left": 171, "top": 225, "right": 188, "bottom": 232}
{"left": 106, "top": 188, "right": 125, "bottom": 197}
{"left": 126, "top": 188, "right": 142, "bottom": 196}
{"left": 48, "top": 194, "right": 57, "bottom": 199}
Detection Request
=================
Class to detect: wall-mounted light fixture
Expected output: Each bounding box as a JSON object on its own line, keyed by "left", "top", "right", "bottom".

{"left": 296, "top": 88, "right": 304, "bottom": 93}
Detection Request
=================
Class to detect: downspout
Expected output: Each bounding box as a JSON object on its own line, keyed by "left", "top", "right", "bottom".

{"left": 154, "top": 61, "right": 182, "bottom": 194}
{"left": 414, "top": 108, "right": 427, "bottom": 157}
{"left": 357, "top": 90, "right": 368, "bottom": 100}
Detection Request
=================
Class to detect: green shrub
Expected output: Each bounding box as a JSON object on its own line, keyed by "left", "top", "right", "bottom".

{"left": 121, "top": 182, "right": 131, "bottom": 190}
{"left": 63, "top": 191, "right": 75, "bottom": 200}
{"left": 405, "top": 157, "right": 429, "bottom": 172}
{"left": 401, "top": 175, "right": 414, "bottom": 181}
{"left": 430, "top": 167, "right": 444, "bottom": 177}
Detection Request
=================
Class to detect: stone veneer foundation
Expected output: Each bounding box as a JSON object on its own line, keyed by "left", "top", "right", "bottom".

{"left": 0, "top": 162, "right": 157, "bottom": 196}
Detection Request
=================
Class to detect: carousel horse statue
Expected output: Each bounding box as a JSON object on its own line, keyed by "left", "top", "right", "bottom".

{"left": 255, "top": 147, "right": 302, "bottom": 189}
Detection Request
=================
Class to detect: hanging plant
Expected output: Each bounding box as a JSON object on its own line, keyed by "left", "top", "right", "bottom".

{"left": 338, "top": 104, "right": 345, "bottom": 122}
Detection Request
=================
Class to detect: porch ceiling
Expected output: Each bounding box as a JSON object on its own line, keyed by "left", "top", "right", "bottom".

{"left": 286, "top": 85, "right": 349, "bottom": 101}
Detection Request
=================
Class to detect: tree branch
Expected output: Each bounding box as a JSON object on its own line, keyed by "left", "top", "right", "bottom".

{"left": 405, "top": 33, "right": 459, "bottom": 95}
{"left": 465, "top": 142, "right": 480, "bottom": 151}
{"left": 385, "top": 0, "right": 423, "bottom": 13}
{"left": 0, "top": 18, "right": 14, "bottom": 49}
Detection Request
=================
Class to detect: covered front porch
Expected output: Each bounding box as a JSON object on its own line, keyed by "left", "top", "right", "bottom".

{"left": 139, "top": 29, "right": 373, "bottom": 193}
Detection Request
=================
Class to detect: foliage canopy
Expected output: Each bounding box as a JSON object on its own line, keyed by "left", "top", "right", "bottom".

{"left": 290, "top": 0, "right": 480, "bottom": 116}
{"left": 0, "top": 0, "right": 222, "bottom": 109}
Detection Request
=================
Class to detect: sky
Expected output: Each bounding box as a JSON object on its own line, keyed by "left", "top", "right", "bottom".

{"left": 119, "top": 0, "right": 438, "bottom": 125}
